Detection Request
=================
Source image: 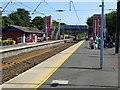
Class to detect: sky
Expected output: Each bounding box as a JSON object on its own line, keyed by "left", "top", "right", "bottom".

{"left": 1, "top": 0, "right": 117, "bottom": 25}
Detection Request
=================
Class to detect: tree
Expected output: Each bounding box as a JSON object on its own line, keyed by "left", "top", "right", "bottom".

{"left": 2, "top": 18, "right": 5, "bottom": 28}
{"left": 2, "top": 16, "right": 14, "bottom": 28}
{"left": 106, "top": 11, "right": 117, "bottom": 37}
{"left": 53, "top": 20, "right": 59, "bottom": 26}
{"left": 60, "top": 23, "right": 67, "bottom": 25}
{"left": 32, "top": 16, "right": 43, "bottom": 30}
{"left": 9, "top": 8, "right": 31, "bottom": 27}
{"left": 86, "top": 16, "right": 93, "bottom": 26}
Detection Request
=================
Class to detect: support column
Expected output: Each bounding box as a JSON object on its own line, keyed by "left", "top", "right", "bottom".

{"left": 23, "top": 33, "right": 26, "bottom": 43}
{"left": 100, "top": 0, "right": 104, "bottom": 69}
{"left": 115, "top": 0, "right": 120, "bottom": 53}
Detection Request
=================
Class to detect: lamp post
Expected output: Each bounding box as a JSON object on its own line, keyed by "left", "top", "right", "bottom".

{"left": 0, "top": 6, "right": 2, "bottom": 31}
{"left": 0, "top": 6, "right": 2, "bottom": 85}
{"left": 45, "top": 16, "right": 48, "bottom": 41}
{"left": 58, "top": 19, "right": 61, "bottom": 36}
{"left": 100, "top": 0, "right": 104, "bottom": 69}
{"left": 56, "top": 9, "right": 65, "bottom": 39}
{"left": 0, "top": 6, "right": 2, "bottom": 41}
{"left": 115, "top": 0, "right": 120, "bottom": 54}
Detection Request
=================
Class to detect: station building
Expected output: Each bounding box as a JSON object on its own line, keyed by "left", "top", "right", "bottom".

{"left": 2, "top": 25, "right": 44, "bottom": 44}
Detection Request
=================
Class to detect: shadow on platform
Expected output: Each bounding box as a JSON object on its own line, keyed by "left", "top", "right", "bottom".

{"left": 43, "top": 83, "right": 119, "bottom": 88}
{"left": 59, "top": 67, "right": 102, "bottom": 70}
{"left": 43, "top": 66, "right": 102, "bottom": 70}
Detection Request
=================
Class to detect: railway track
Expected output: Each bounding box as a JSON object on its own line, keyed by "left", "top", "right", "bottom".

{"left": 2, "top": 41, "right": 77, "bottom": 83}
{"left": 2, "top": 46, "right": 57, "bottom": 68}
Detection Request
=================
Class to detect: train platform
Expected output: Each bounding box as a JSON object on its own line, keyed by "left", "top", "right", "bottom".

{"left": 0, "top": 40, "right": 119, "bottom": 89}
{"left": 0, "top": 39, "right": 67, "bottom": 53}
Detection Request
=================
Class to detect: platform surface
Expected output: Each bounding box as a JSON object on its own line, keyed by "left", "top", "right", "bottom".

{"left": 0, "top": 41, "right": 119, "bottom": 89}
{"left": 1, "top": 40, "right": 84, "bottom": 89}
{"left": 38, "top": 41, "right": 119, "bottom": 89}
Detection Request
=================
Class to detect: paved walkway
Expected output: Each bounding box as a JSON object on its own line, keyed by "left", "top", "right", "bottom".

{"left": 1, "top": 40, "right": 84, "bottom": 89}
{"left": 38, "top": 41, "right": 119, "bottom": 89}
{"left": 0, "top": 41, "right": 119, "bottom": 89}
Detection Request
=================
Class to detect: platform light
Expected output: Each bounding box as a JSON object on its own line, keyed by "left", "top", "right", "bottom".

{"left": 56, "top": 9, "right": 65, "bottom": 12}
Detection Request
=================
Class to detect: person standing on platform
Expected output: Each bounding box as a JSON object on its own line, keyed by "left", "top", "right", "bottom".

{"left": 98, "top": 37, "right": 101, "bottom": 49}
{"left": 89, "top": 37, "right": 94, "bottom": 49}
{"left": 86, "top": 35, "right": 88, "bottom": 41}
{"left": 95, "top": 36, "right": 99, "bottom": 49}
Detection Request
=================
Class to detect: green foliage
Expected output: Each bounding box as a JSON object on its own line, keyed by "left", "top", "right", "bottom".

{"left": 33, "top": 25, "right": 38, "bottom": 29}
{"left": 9, "top": 8, "right": 31, "bottom": 27}
{"left": 60, "top": 23, "right": 66, "bottom": 25}
{"left": 2, "top": 18, "right": 5, "bottom": 28}
{"left": 2, "top": 16, "right": 14, "bottom": 28}
{"left": 2, "top": 8, "right": 68, "bottom": 34}
{"left": 77, "top": 33, "right": 86, "bottom": 39}
{"left": 106, "top": 11, "right": 117, "bottom": 36}
{"left": 86, "top": 16, "right": 93, "bottom": 26}
{"left": 32, "top": 16, "right": 43, "bottom": 30}
{"left": 53, "top": 20, "right": 59, "bottom": 26}
{"left": 62, "top": 33, "right": 68, "bottom": 35}
{"left": 53, "top": 20, "right": 67, "bottom": 35}
{"left": 60, "top": 29, "right": 66, "bottom": 35}
{"left": 2, "top": 36, "right": 7, "bottom": 40}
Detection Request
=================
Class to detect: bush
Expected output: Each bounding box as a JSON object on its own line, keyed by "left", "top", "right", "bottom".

{"left": 77, "top": 33, "right": 86, "bottom": 39}
{"left": 2, "top": 36, "right": 7, "bottom": 40}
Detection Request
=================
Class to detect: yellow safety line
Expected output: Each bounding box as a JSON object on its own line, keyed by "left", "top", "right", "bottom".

{"left": 34, "top": 40, "right": 85, "bottom": 90}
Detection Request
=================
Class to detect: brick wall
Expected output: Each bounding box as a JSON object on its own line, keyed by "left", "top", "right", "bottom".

{"left": 2, "top": 32, "right": 22, "bottom": 43}
{"left": 43, "top": 16, "right": 52, "bottom": 37}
